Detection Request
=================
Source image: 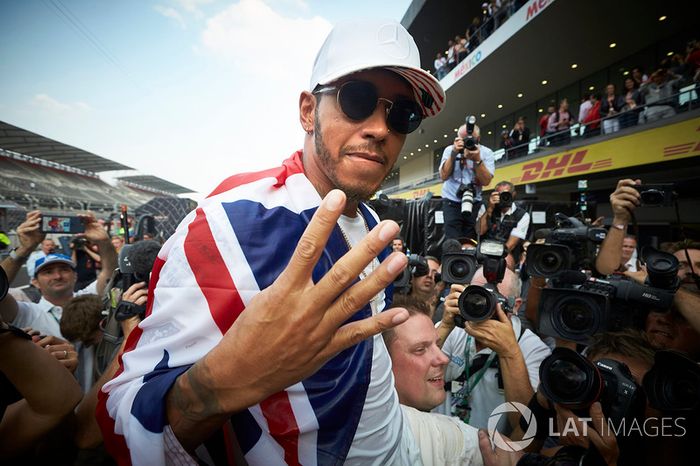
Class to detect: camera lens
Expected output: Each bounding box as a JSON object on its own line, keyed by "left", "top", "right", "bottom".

{"left": 458, "top": 285, "right": 495, "bottom": 321}
{"left": 540, "top": 348, "right": 602, "bottom": 408}
{"left": 558, "top": 297, "right": 596, "bottom": 335}
{"left": 644, "top": 248, "right": 679, "bottom": 289}
{"left": 449, "top": 259, "right": 473, "bottom": 282}
{"left": 640, "top": 189, "right": 664, "bottom": 205}
{"left": 664, "top": 378, "right": 698, "bottom": 410}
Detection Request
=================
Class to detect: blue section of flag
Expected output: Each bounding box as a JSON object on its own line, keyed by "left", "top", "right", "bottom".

{"left": 131, "top": 350, "right": 192, "bottom": 433}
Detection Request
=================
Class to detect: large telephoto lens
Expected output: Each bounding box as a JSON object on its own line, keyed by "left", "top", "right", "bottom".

{"left": 539, "top": 347, "right": 602, "bottom": 408}
{"left": 458, "top": 285, "right": 496, "bottom": 322}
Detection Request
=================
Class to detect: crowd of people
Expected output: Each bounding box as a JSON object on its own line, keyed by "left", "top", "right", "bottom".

{"left": 1, "top": 18, "right": 698, "bottom": 466}
{"left": 434, "top": 0, "right": 528, "bottom": 79}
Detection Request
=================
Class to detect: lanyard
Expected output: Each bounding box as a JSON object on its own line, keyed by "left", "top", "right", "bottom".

{"left": 454, "top": 336, "right": 497, "bottom": 405}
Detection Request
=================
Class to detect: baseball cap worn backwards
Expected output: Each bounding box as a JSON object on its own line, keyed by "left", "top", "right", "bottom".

{"left": 34, "top": 253, "right": 76, "bottom": 277}
{"left": 310, "top": 19, "right": 446, "bottom": 118}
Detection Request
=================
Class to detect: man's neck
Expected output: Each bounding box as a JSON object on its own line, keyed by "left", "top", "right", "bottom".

{"left": 43, "top": 293, "right": 73, "bottom": 308}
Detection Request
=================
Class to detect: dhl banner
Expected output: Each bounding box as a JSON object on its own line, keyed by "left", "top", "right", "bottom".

{"left": 390, "top": 117, "right": 700, "bottom": 200}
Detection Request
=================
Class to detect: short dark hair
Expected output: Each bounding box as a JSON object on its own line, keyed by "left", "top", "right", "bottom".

{"left": 383, "top": 295, "right": 431, "bottom": 347}
{"left": 60, "top": 294, "right": 103, "bottom": 343}
{"left": 586, "top": 329, "right": 655, "bottom": 367}
{"left": 662, "top": 239, "right": 700, "bottom": 254}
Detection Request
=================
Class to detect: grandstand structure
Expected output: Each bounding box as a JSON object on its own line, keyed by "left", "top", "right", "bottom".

{"left": 387, "top": 0, "right": 700, "bottom": 242}
{"left": 0, "top": 120, "right": 193, "bottom": 230}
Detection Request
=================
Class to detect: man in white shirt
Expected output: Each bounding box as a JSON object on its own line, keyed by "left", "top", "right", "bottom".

{"left": 435, "top": 267, "right": 551, "bottom": 434}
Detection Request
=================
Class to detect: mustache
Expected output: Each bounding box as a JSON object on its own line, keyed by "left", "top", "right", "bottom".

{"left": 340, "top": 143, "right": 388, "bottom": 163}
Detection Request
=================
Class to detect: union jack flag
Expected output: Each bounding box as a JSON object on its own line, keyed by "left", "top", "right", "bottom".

{"left": 96, "top": 151, "right": 398, "bottom": 465}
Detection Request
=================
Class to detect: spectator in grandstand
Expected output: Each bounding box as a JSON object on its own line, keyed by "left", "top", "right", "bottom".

{"left": 577, "top": 93, "right": 593, "bottom": 127}
{"left": 581, "top": 93, "right": 601, "bottom": 137}
{"left": 383, "top": 296, "right": 483, "bottom": 465}
{"left": 480, "top": 2, "right": 494, "bottom": 39}
{"left": 632, "top": 66, "right": 648, "bottom": 86}
{"left": 439, "top": 122, "right": 496, "bottom": 241}
{"left": 620, "top": 76, "right": 642, "bottom": 129}
{"left": 499, "top": 129, "right": 512, "bottom": 153}
{"left": 546, "top": 98, "right": 574, "bottom": 146}
{"left": 538, "top": 105, "right": 555, "bottom": 145}
{"left": 601, "top": 83, "right": 625, "bottom": 134}
{"left": 686, "top": 39, "right": 700, "bottom": 82}
{"left": 0, "top": 316, "right": 83, "bottom": 460}
{"left": 638, "top": 68, "right": 684, "bottom": 124}
{"left": 468, "top": 16, "right": 481, "bottom": 48}
{"left": 477, "top": 181, "right": 530, "bottom": 266}
{"left": 110, "top": 235, "right": 124, "bottom": 253}
{"left": 507, "top": 116, "right": 530, "bottom": 158}
{"left": 437, "top": 267, "right": 551, "bottom": 433}
{"left": 446, "top": 39, "right": 457, "bottom": 71}
{"left": 455, "top": 35, "right": 468, "bottom": 63}
{"left": 434, "top": 52, "right": 447, "bottom": 79}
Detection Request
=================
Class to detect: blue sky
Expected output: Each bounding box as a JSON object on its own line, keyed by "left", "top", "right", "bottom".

{"left": 0, "top": 0, "right": 412, "bottom": 197}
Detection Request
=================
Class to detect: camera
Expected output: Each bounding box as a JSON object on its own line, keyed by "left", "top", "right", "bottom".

{"left": 463, "top": 114, "right": 477, "bottom": 151}
{"left": 497, "top": 190, "right": 513, "bottom": 209}
{"left": 539, "top": 347, "right": 644, "bottom": 427}
{"left": 527, "top": 214, "right": 606, "bottom": 278}
{"left": 70, "top": 236, "right": 88, "bottom": 249}
{"left": 537, "top": 249, "right": 679, "bottom": 343}
{"left": 634, "top": 183, "right": 675, "bottom": 207}
{"left": 643, "top": 350, "right": 700, "bottom": 413}
{"left": 393, "top": 254, "right": 429, "bottom": 294}
{"left": 455, "top": 283, "right": 512, "bottom": 326}
{"left": 456, "top": 183, "right": 476, "bottom": 215}
{"left": 453, "top": 240, "right": 509, "bottom": 326}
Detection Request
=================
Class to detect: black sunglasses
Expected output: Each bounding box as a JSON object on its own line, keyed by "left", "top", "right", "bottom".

{"left": 314, "top": 80, "right": 423, "bottom": 134}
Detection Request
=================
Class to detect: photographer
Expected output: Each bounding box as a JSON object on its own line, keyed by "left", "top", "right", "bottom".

{"left": 70, "top": 236, "right": 99, "bottom": 292}
{"left": 409, "top": 255, "right": 441, "bottom": 317}
{"left": 437, "top": 267, "right": 551, "bottom": 432}
{"left": 595, "top": 179, "right": 641, "bottom": 276}
{"left": 440, "top": 120, "right": 495, "bottom": 241}
{"left": 477, "top": 181, "right": 530, "bottom": 266}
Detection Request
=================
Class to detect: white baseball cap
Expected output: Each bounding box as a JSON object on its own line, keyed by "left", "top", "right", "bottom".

{"left": 310, "top": 19, "right": 446, "bottom": 118}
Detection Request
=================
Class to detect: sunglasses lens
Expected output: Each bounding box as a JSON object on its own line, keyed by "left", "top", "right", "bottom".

{"left": 338, "top": 81, "right": 378, "bottom": 121}
{"left": 388, "top": 99, "right": 423, "bottom": 134}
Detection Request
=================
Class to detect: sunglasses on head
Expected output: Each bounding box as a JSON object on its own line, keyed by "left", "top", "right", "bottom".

{"left": 314, "top": 80, "right": 423, "bottom": 134}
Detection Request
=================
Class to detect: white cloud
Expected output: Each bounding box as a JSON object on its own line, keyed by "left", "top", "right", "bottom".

{"left": 175, "top": 0, "right": 216, "bottom": 18}
{"left": 31, "top": 94, "right": 91, "bottom": 114}
{"left": 154, "top": 4, "right": 187, "bottom": 29}
{"left": 201, "top": 0, "right": 331, "bottom": 78}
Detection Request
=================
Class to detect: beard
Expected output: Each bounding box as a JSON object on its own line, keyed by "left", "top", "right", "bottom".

{"left": 313, "top": 115, "right": 389, "bottom": 203}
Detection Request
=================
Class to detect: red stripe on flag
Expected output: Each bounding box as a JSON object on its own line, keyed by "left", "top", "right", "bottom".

{"left": 208, "top": 151, "right": 305, "bottom": 198}
{"left": 184, "top": 208, "right": 245, "bottom": 334}
{"left": 664, "top": 143, "right": 693, "bottom": 150}
{"left": 260, "top": 391, "right": 301, "bottom": 466}
{"left": 96, "top": 390, "right": 134, "bottom": 466}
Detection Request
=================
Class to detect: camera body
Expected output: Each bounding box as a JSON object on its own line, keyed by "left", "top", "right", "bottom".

{"left": 393, "top": 254, "right": 429, "bottom": 294}
{"left": 452, "top": 240, "right": 509, "bottom": 326}
{"left": 70, "top": 236, "right": 88, "bottom": 249}
{"left": 496, "top": 190, "right": 513, "bottom": 210}
{"left": 538, "top": 268, "right": 678, "bottom": 343}
{"left": 539, "top": 348, "right": 644, "bottom": 427}
{"left": 527, "top": 214, "right": 606, "bottom": 278}
{"left": 634, "top": 183, "right": 675, "bottom": 207}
